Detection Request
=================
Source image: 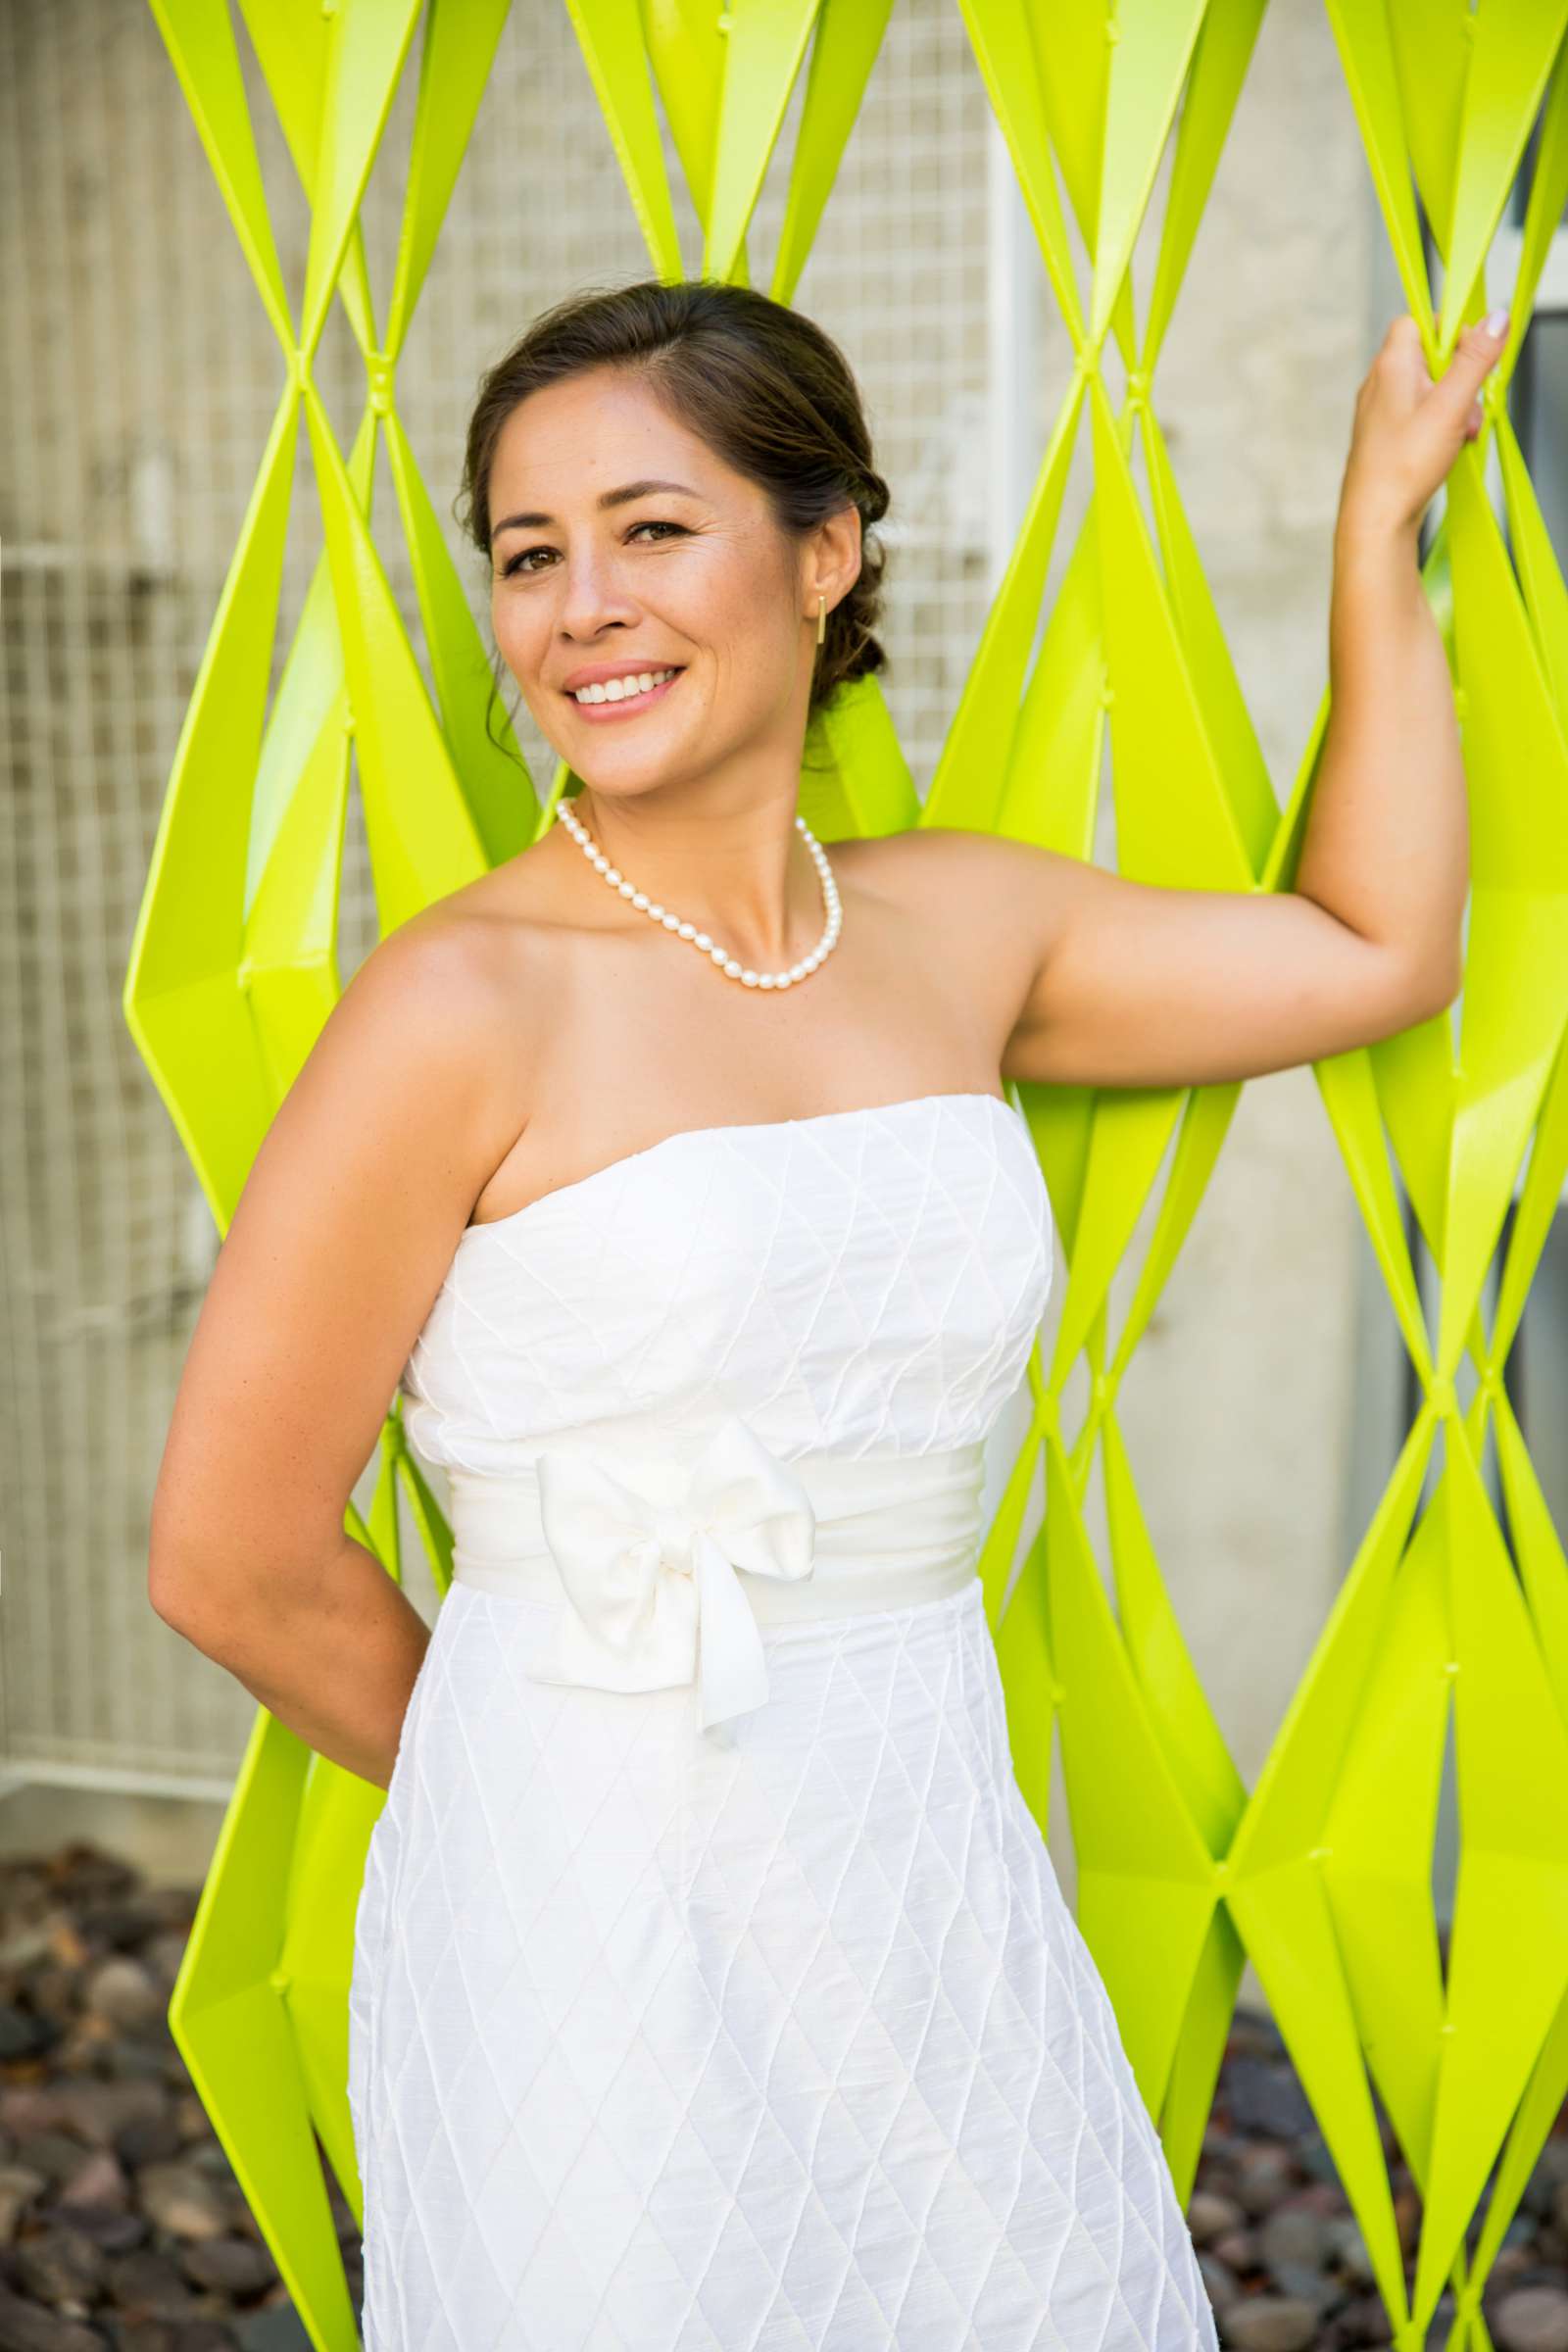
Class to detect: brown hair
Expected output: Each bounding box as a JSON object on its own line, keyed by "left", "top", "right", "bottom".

{"left": 457, "top": 277, "right": 891, "bottom": 723}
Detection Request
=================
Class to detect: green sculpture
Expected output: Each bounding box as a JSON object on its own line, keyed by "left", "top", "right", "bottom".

{"left": 124, "top": 4, "right": 1568, "bottom": 2348}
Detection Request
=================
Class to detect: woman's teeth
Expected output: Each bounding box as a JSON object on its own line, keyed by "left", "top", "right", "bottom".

{"left": 571, "top": 666, "right": 680, "bottom": 706}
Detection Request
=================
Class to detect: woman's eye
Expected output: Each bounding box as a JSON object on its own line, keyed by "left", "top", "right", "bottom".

{"left": 502, "top": 519, "right": 687, "bottom": 579}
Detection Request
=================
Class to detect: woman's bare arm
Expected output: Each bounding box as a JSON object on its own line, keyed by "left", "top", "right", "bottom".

{"left": 147, "top": 910, "right": 524, "bottom": 1790}
{"left": 891, "top": 310, "right": 1503, "bottom": 1093}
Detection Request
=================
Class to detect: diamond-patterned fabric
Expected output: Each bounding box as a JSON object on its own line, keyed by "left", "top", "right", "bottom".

{"left": 398, "top": 1093, "right": 1055, "bottom": 1471}
{"left": 350, "top": 1093, "right": 1218, "bottom": 2347}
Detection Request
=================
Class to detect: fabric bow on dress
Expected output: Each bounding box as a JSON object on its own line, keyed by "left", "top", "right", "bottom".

{"left": 523, "top": 1413, "right": 817, "bottom": 1729}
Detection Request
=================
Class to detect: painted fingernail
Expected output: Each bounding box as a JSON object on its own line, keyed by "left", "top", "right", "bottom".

{"left": 1484, "top": 307, "right": 1510, "bottom": 337}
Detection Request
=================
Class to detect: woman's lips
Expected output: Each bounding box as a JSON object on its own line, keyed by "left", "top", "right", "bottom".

{"left": 564, "top": 668, "right": 684, "bottom": 723}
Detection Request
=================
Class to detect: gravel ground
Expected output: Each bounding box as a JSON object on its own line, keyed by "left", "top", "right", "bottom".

{"left": 0, "top": 1837, "right": 1562, "bottom": 2351}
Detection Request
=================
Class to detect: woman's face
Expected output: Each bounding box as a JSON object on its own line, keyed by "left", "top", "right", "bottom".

{"left": 485, "top": 368, "right": 847, "bottom": 800}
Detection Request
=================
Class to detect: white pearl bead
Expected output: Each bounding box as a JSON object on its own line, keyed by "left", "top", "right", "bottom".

{"left": 632, "top": 892, "right": 650, "bottom": 910}
{"left": 677, "top": 922, "right": 696, "bottom": 940}
{"left": 741, "top": 970, "right": 758, "bottom": 987}
{"left": 723, "top": 958, "right": 743, "bottom": 978}
{"left": 662, "top": 913, "right": 680, "bottom": 930}
{"left": 695, "top": 933, "right": 712, "bottom": 951}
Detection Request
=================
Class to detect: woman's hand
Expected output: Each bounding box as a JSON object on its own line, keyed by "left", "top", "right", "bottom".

{"left": 1337, "top": 308, "right": 1510, "bottom": 545}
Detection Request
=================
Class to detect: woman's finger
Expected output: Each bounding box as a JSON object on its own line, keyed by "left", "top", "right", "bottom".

{"left": 1431, "top": 311, "right": 1509, "bottom": 433}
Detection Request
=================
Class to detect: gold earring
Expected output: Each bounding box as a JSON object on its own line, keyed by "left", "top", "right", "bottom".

{"left": 816, "top": 593, "right": 826, "bottom": 646}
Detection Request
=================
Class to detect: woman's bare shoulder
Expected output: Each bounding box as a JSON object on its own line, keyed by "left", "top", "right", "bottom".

{"left": 820, "top": 821, "right": 1054, "bottom": 914}
{"left": 361, "top": 824, "right": 587, "bottom": 1009}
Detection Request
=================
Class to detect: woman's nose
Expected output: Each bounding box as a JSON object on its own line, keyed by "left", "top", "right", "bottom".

{"left": 556, "top": 553, "right": 640, "bottom": 640}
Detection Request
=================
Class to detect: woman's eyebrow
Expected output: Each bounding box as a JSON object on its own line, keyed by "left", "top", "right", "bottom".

{"left": 492, "top": 479, "right": 704, "bottom": 534}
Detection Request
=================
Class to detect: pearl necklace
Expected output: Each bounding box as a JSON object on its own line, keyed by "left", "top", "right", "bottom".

{"left": 553, "top": 798, "right": 842, "bottom": 990}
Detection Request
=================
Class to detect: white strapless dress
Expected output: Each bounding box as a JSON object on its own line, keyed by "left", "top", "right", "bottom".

{"left": 347, "top": 1091, "right": 1217, "bottom": 2351}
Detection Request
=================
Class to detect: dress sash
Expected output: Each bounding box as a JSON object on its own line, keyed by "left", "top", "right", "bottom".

{"left": 445, "top": 1413, "right": 988, "bottom": 1730}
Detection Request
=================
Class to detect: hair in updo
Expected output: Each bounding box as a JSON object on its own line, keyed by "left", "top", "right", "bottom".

{"left": 457, "top": 277, "right": 891, "bottom": 721}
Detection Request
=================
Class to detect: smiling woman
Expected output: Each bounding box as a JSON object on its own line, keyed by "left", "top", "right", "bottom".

{"left": 150, "top": 271, "right": 1488, "bottom": 2352}
{"left": 460, "top": 278, "right": 892, "bottom": 748}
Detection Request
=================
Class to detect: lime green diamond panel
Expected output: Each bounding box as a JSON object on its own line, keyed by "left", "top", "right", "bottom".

{"left": 123, "top": 4, "right": 1568, "bottom": 2348}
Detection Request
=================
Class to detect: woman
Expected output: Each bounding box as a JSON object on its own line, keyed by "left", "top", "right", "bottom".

{"left": 149, "top": 278, "right": 1499, "bottom": 2348}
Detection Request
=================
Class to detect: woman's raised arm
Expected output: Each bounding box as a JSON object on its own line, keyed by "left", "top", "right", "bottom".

{"left": 913, "top": 309, "right": 1506, "bottom": 1093}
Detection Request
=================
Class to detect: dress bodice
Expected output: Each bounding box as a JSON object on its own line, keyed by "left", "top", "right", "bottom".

{"left": 397, "top": 1090, "right": 1054, "bottom": 1475}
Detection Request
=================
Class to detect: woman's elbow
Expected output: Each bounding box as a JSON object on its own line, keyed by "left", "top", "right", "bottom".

{"left": 147, "top": 1524, "right": 211, "bottom": 1636}
{"left": 145, "top": 1485, "right": 244, "bottom": 1638}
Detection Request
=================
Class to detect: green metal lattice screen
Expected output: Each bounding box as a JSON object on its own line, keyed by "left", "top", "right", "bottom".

{"left": 123, "top": 4, "right": 1568, "bottom": 2348}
